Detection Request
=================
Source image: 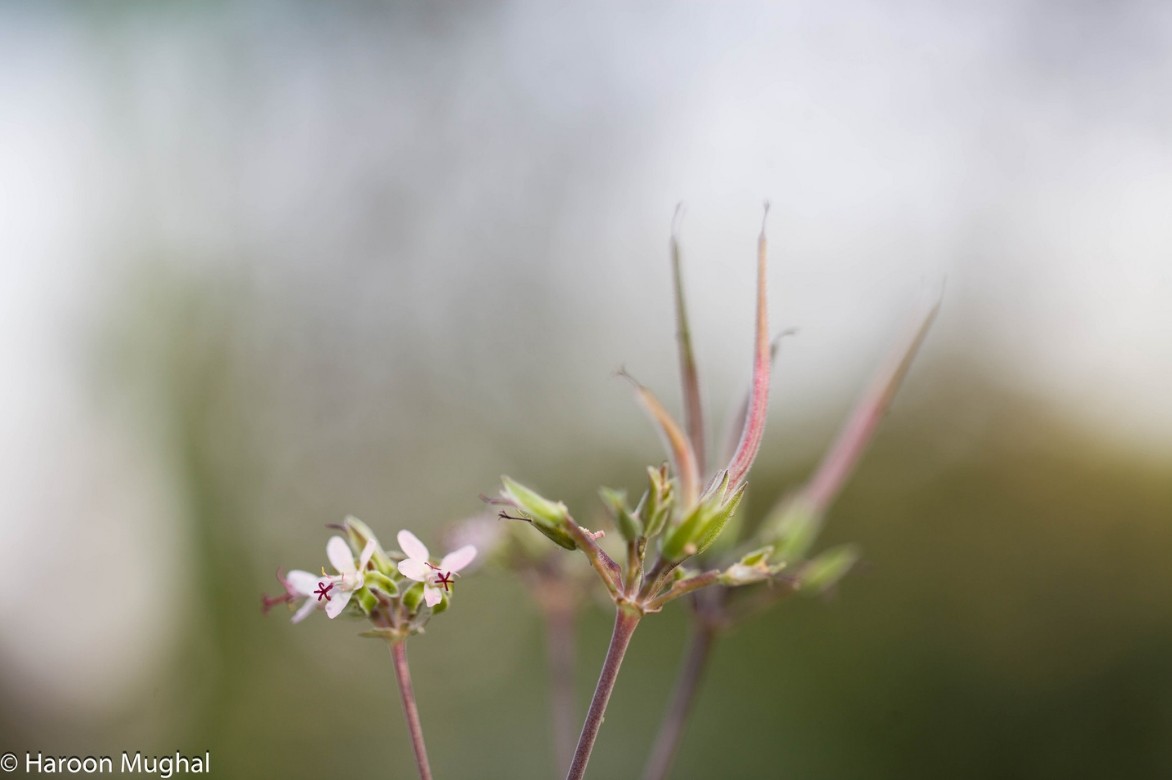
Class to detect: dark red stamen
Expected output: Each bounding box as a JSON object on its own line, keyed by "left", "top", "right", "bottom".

{"left": 314, "top": 581, "right": 334, "bottom": 602}
{"left": 435, "top": 571, "right": 454, "bottom": 591}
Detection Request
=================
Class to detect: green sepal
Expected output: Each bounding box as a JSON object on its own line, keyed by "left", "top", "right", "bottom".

{"left": 642, "top": 464, "right": 674, "bottom": 539}
{"left": 500, "top": 476, "right": 578, "bottom": 550}
{"left": 798, "top": 544, "right": 860, "bottom": 594}
{"left": 660, "top": 501, "right": 708, "bottom": 562}
{"left": 358, "top": 627, "right": 404, "bottom": 641}
{"left": 431, "top": 592, "right": 450, "bottom": 615}
{"left": 661, "top": 473, "right": 736, "bottom": 563}
{"left": 355, "top": 586, "right": 378, "bottom": 615}
{"left": 703, "top": 505, "right": 742, "bottom": 561}
{"left": 718, "top": 545, "right": 775, "bottom": 586}
{"left": 532, "top": 521, "right": 578, "bottom": 550}
{"left": 600, "top": 487, "right": 642, "bottom": 542}
{"left": 365, "top": 570, "right": 399, "bottom": 597}
{"left": 403, "top": 581, "right": 426, "bottom": 611}
{"left": 501, "top": 476, "right": 569, "bottom": 526}
{"left": 741, "top": 545, "right": 775, "bottom": 567}
{"left": 718, "top": 562, "right": 768, "bottom": 586}
{"left": 693, "top": 481, "right": 747, "bottom": 556}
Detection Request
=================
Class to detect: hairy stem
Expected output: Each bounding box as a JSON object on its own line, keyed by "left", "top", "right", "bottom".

{"left": 390, "top": 640, "right": 433, "bottom": 780}
{"left": 642, "top": 624, "right": 717, "bottom": 780}
{"left": 566, "top": 609, "right": 642, "bottom": 780}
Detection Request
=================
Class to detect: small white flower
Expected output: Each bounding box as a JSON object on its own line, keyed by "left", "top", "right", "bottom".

{"left": 286, "top": 536, "right": 377, "bottom": 622}
{"left": 396, "top": 530, "right": 477, "bottom": 608}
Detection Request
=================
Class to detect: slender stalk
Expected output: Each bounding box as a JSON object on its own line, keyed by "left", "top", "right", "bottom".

{"left": 566, "top": 609, "right": 642, "bottom": 780}
{"left": 642, "top": 624, "right": 717, "bottom": 780}
{"left": 544, "top": 603, "right": 579, "bottom": 776}
{"left": 646, "top": 570, "right": 720, "bottom": 612}
{"left": 389, "top": 640, "right": 433, "bottom": 780}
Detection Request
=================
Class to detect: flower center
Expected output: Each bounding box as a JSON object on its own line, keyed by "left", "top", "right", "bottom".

{"left": 313, "top": 581, "right": 334, "bottom": 602}
{"left": 425, "top": 562, "right": 455, "bottom": 591}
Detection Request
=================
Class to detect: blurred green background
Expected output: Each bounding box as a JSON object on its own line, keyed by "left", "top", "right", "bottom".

{"left": 2, "top": 2, "right": 1171, "bottom": 778}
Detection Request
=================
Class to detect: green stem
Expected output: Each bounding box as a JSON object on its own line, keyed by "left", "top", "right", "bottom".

{"left": 565, "top": 609, "right": 642, "bottom": 780}
{"left": 390, "top": 640, "right": 433, "bottom": 780}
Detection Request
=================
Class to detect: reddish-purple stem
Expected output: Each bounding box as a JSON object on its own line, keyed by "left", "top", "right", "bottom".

{"left": 390, "top": 641, "right": 433, "bottom": 780}
{"left": 566, "top": 609, "right": 642, "bottom": 780}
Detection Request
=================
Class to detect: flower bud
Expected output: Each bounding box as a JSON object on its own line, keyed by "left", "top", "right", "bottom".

{"left": 600, "top": 487, "right": 642, "bottom": 542}
{"left": 661, "top": 473, "right": 744, "bottom": 563}
{"left": 641, "top": 464, "right": 674, "bottom": 539}
{"left": 342, "top": 515, "right": 395, "bottom": 574}
{"left": 499, "top": 476, "right": 578, "bottom": 550}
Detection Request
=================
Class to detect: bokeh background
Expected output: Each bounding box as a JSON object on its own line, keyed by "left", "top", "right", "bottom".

{"left": 2, "top": 2, "right": 1171, "bottom": 778}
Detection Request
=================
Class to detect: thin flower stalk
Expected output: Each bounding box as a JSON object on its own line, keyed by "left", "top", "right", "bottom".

{"left": 565, "top": 609, "right": 642, "bottom": 780}
{"left": 388, "top": 638, "right": 433, "bottom": 780}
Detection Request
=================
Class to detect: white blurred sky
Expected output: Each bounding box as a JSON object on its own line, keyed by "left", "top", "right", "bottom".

{"left": 1, "top": 0, "right": 1171, "bottom": 710}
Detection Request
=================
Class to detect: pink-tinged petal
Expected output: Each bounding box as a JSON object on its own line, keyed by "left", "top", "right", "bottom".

{"left": 326, "top": 536, "right": 356, "bottom": 575}
{"left": 285, "top": 570, "right": 320, "bottom": 597}
{"left": 324, "top": 588, "right": 353, "bottom": 619}
{"left": 291, "top": 598, "right": 318, "bottom": 624}
{"left": 358, "top": 539, "right": 377, "bottom": 569}
{"left": 802, "top": 294, "right": 939, "bottom": 513}
{"left": 440, "top": 545, "right": 477, "bottom": 573}
{"left": 398, "top": 558, "right": 430, "bottom": 582}
{"left": 618, "top": 369, "right": 701, "bottom": 509}
{"left": 725, "top": 206, "right": 772, "bottom": 488}
{"left": 423, "top": 586, "right": 443, "bottom": 608}
{"left": 397, "top": 530, "right": 430, "bottom": 562}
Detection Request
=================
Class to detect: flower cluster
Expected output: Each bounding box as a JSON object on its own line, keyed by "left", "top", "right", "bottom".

{"left": 264, "top": 516, "right": 476, "bottom": 638}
